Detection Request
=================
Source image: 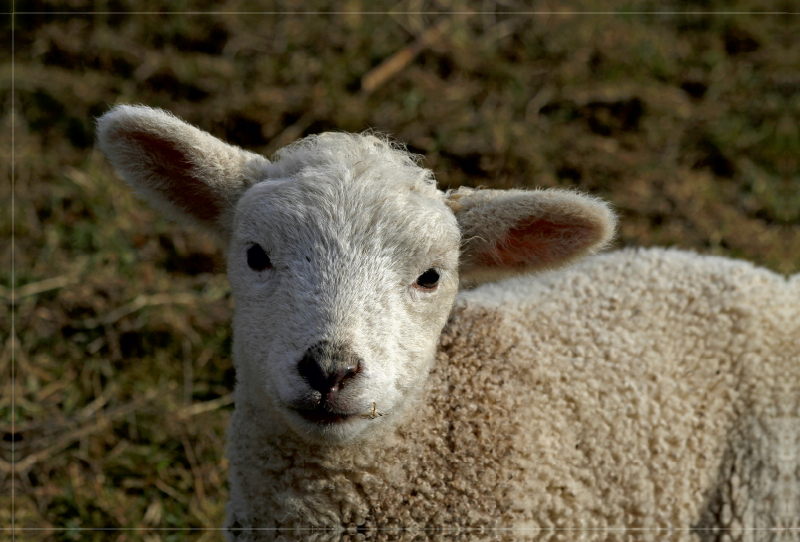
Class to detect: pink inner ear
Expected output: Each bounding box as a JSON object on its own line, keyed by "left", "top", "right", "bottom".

{"left": 126, "top": 131, "right": 221, "bottom": 223}
{"left": 477, "top": 218, "right": 591, "bottom": 268}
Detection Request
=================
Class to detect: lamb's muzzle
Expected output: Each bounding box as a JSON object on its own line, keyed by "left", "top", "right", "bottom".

{"left": 296, "top": 340, "right": 362, "bottom": 402}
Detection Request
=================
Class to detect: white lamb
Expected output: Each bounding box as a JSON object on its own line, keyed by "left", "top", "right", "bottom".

{"left": 96, "top": 105, "right": 798, "bottom": 541}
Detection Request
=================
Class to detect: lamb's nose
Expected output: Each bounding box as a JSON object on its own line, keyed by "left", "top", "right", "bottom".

{"left": 297, "top": 342, "right": 360, "bottom": 396}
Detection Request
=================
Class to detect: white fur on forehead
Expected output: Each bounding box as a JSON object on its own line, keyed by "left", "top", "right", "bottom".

{"left": 262, "top": 132, "right": 441, "bottom": 199}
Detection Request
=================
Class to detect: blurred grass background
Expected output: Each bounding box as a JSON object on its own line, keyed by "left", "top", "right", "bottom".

{"left": 1, "top": 0, "right": 798, "bottom": 540}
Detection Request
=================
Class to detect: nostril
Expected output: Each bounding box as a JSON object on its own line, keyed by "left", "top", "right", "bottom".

{"left": 297, "top": 353, "right": 329, "bottom": 393}
{"left": 330, "top": 365, "right": 358, "bottom": 389}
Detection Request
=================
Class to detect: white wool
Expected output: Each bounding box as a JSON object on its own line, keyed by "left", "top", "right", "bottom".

{"left": 266, "top": 131, "right": 439, "bottom": 200}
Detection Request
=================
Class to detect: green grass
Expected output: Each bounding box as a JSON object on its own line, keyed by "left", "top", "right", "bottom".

{"left": 3, "top": 0, "right": 798, "bottom": 540}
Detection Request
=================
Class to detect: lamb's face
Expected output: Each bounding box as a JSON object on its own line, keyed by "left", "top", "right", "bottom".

{"left": 227, "top": 169, "right": 460, "bottom": 443}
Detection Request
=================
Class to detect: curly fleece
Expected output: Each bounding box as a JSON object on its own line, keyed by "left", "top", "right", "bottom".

{"left": 226, "top": 248, "right": 797, "bottom": 542}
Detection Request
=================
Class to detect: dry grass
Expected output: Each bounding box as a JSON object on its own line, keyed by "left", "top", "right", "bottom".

{"left": 3, "top": 0, "right": 798, "bottom": 540}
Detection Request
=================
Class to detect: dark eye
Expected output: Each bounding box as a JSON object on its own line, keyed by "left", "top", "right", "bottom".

{"left": 247, "top": 244, "right": 272, "bottom": 271}
{"left": 415, "top": 268, "right": 440, "bottom": 290}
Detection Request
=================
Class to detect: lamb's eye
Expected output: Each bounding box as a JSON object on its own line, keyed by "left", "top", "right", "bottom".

{"left": 247, "top": 244, "right": 272, "bottom": 271}
{"left": 415, "top": 268, "right": 440, "bottom": 290}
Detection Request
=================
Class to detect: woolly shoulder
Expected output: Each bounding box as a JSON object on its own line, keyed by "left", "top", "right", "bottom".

{"left": 445, "top": 248, "right": 794, "bottom": 530}
{"left": 457, "top": 247, "right": 786, "bottom": 311}
{"left": 454, "top": 247, "right": 789, "bottom": 398}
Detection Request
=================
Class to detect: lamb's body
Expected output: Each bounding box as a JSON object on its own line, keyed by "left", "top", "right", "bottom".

{"left": 227, "top": 248, "right": 797, "bottom": 540}
{"left": 95, "top": 105, "right": 798, "bottom": 542}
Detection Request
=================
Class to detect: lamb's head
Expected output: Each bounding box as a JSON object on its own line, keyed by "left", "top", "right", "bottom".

{"left": 96, "top": 105, "right": 616, "bottom": 443}
{"left": 226, "top": 133, "right": 461, "bottom": 442}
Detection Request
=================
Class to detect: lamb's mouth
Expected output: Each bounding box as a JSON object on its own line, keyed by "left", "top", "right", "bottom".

{"left": 293, "top": 407, "right": 355, "bottom": 425}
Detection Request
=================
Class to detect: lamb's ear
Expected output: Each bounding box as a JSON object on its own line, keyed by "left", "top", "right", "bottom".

{"left": 96, "top": 105, "right": 270, "bottom": 236}
{"left": 446, "top": 187, "right": 616, "bottom": 286}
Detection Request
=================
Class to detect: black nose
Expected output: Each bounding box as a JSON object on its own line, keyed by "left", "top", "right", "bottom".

{"left": 297, "top": 341, "right": 361, "bottom": 398}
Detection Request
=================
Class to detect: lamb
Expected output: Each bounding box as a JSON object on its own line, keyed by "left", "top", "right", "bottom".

{"left": 96, "top": 105, "right": 798, "bottom": 541}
